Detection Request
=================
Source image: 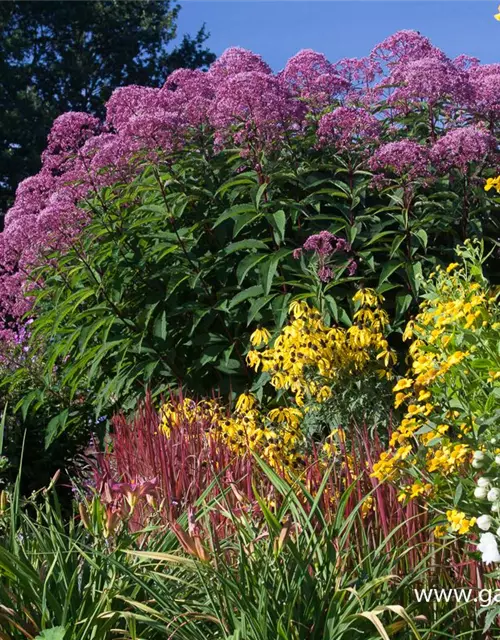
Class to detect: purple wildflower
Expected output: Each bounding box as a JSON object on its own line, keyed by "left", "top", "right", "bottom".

{"left": 208, "top": 47, "right": 272, "bottom": 81}
{"left": 431, "top": 126, "right": 496, "bottom": 172}
{"left": 302, "top": 230, "right": 348, "bottom": 256}
{"left": 370, "top": 140, "right": 430, "bottom": 181}
{"left": 347, "top": 259, "right": 358, "bottom": 276}
{"left": 468, "top": 64, "right": 500, "bottom": 118}
{"left": 318, "top": 265, "right": 333, "bottom": 282}
{"left": 371, "top": 30, "right": 445, "bottom": 68}
{"left": 209, "top": 71, "right": 301, "bottom": 151}
{"left": 280, "top": 49, "right": 349, "bottom": 107}
{"left": 317, "top": 107, "right": 380, "bottom": 151}
{"left": 387, "top": 56, "right": 471, "bottom": 106}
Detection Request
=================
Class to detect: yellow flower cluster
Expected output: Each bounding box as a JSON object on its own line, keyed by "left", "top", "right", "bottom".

{"left": 160, "top": 397, "right": 222, "bottom": 437}
{"left": 446, "top": 509, "right": 476, "bottom": 535}
{"left": 246, "top": 291, "right": 396, "bottom": 408}
{"left": 397, "top": 480, "right": 433, "bottom": 503}
{"left": 372, "top": 260, "right": 496, "bottom": 497}
{"left": 218, "top": 392, "right": 306, "bottom": 471}
{"left": 160, "top": 291, "right": 395, "bottom": 474}
{"left": 160, "top": 394, "right": 306, "bottom": 472}
{"left": 485, "top": 176, "right": 500, "bottom": 192}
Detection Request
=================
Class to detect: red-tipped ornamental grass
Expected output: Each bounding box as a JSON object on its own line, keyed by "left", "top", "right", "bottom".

{"left": 87, "top": 393, "right": 486, "bottom": 587}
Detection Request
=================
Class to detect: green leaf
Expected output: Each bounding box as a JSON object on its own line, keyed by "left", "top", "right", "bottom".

{"left": 213, "top": 203, "right": 256, "bottom": 228}
{"left": 272, "top": 293, "right": 291, "bottom": 328}
{"left": 35, "top": 627, "right": 66, "bottom": 640}
{"left": 247, "top": 294, "right": 277, "bottom": 325}
{"left": 268, "top": 210, "right": 286, "bottom": 243}
{"left": 395, "top": 293, "right": 413, "bottom": 320}
{"left": 153, "top": 311, "right": 167, "bottom": 340}
{"left": 236, "top": 253, "right": 268, "bottom": 285}
{"left": 254, "top": 183, "right": 268, "bottom": 210}
{"left": 324, "top": 295, "right": 338, "bottom": 323}
{"left": 216, "top": 175, "right": 257, "bottom": 197}
{"left": 406, "top": 261, "right": 423, "bottom": 297}
{"left": 45, "top": 410, "right": 69, "bottom": 449}
{"left": 225, "top": 239, "right": 268, "bottom": 255}
{"left": 389, "top": 234, "right": 406, "bottom": 259}
{"left": 453, "top": 482, "right": 463, "bottom": 506}
{"left": 229, "top": 285, "right": 264, "bottom": 309}
{"left": 378, "top": 261, "right": 403, "bottom": 286}
{"left": 233, "top": 212, "right": 262, "bottom": 237}
{"left": 260, "top": 255, "right": 281, "bottom": 295}
{"left": 413, "top": 228, "right": 428, "bottom": 249}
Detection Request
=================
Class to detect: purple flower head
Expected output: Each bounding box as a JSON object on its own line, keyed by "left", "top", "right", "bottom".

{"left": 209, "top": 47, "right": 271, "bottom": 82}
{"left": 280, "top": 49, "right": 349, "bottom": 106}
{"left": 82, "top": 133, "right": 144, "bottom": 186}
{"left": 299, "top": 231, "right": 353, "bottom": 282}
{"left": 347, "top": 259, "right": 358, "bottom": 276}
{"left": 209, "top": 72, "right": 302, "bottom": 151}
{"left": 303, "top": 230, "right": 348, "bottom": 256}
{"left": 468, "top": 64, "right": 500, "bottom": 117}
{"left": 388, "top": 56, "right": 471, "bottom": 106}
{"left": 333, "top": 56, "right": 382, "bottom": 89}
{"left": 162, "top": 69, "right": 215, "bottom": 129}
{"left": 317, "top": 107, "right": 380, "bottom": 151}
{"left": 371, "top": 30, "right": 445, "bottom": 68}
{"left": 41, "top": 112, "right": 101, "bottom": 176}
{"left": 123, "top": 109, "right": 184, "bottom": 153}
{"left": 318, "top": 265, "right": 333, "bottom": 282}
{"left": 370, "top": 140, "right": 430, "bottom": 181}
{"left": 7, "top": 173, "right": 55, "bottom": 220}
{"left": 163, "top": 68, "right": 214, "bottom": 100}
{"left": 105, "top": 86, "right": 161, "bottom": 132}
{"left": 431, "top": 126, "right": 496, "bottom": 173}
{"left": 453, "top": 54, "right": 480, "bottom": 72}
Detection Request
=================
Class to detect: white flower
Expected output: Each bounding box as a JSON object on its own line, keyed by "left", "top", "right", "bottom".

{"left": 477, "top": 477, "right": 492, "bottom": 488}
{"left": 495, "top": 455, "right": 500, "bottom": 465}
{"left": 487, "top": 488, "right": 500, "bottom": 502}
{"left": 492, "top": 504, "right": 499, "bottom": 513}
{"left": 473, "top": 451, "right": 486, "bottom": 461}
{"left": 477, "top": 515, "right": 493, "bottom": 531}
{"left": 474, "top": 487, "right": 488, "bottom": 499}
{"left": 472, "top": 459, "right": 485, "bottom": 469}
{"left": 477, "top": 533, "right": 500, "bottom": 564}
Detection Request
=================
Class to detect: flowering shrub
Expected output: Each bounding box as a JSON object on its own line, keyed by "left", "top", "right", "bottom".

{"left": 1, "top": 29, "right": 499, "bottom": 336}
{"left": 2, "top": 29, "right": 500, "bottom": 451}
{"left": 244, "top": 290, "right": 396, "bottom": 431}
{"left": 372, "top": 242, "right": 500, "bottom": 547}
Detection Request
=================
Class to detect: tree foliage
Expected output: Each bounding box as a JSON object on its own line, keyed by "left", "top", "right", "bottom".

{"left": 0, "top": 0, "right": 214, "bottom": 214}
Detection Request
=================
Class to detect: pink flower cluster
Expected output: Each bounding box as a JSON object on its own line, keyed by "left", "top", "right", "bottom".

{"left": 430, "top": 126, "right": 496, "bottom": 172}
{"left": 0, "top": 29, "right": 499, "bottom": 339}
{"left": 317, "top": 107, "right": 380, "bottom": 151}
{"left": 369, "top": 140, "right": 430, "bottom": 181}
{"left": 294, "top": 231, "right": 356, "bottom": 282}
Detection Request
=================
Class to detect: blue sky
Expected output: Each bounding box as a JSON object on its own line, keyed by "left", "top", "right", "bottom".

{"left": 176, "top": 1, "right": 499, "bottom": 70}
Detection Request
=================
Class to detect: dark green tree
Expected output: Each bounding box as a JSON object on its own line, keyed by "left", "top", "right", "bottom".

{"left": 0, "top": 0, "right": 215, "bottom": 217}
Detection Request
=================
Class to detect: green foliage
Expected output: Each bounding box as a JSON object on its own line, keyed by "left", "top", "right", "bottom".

{"left": 0, "top": 483, "right": 150, "bottom": 639}
{"left": 35, "top": 628, "right": 66, "bottom": 640}
{"left": 9, "top": 134, "right": 499, "bottom": 442}
{"left": 0, "top": 341, "right": 95, "bottom": 494}
{"left": 0, "top": 0, "right": 215, "bottom": 213}
{"left": 301, "top": 369, "right": 395, "bottom": 438}
{"left": 0, "top": 462, "right": 480, "bottom": 639}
